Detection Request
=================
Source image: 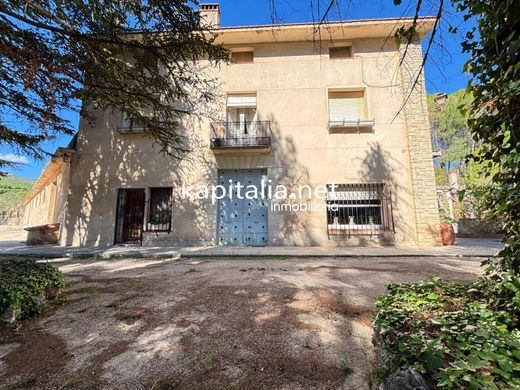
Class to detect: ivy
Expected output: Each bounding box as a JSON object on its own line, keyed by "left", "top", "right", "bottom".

{"left": 374, "top": 275, "right": 520, "bottom": 389}
{"left": 0, "top": 259, "right": 66, "bottom": 319}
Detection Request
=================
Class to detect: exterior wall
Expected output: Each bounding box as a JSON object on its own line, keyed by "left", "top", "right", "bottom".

{"left": 398, "top": 39, "right": 442, "bottom": 245}
{"left": 55, "top": 162, "right": 71, "bottom": 240}
{"left": 62, "top": 35, "right": 439, "bottom": 247}
{"left": 24, "top": 162, "right": 71, "bottom": 229}
{"left": 24, "top": 179, "right": 58, "bottom": 227}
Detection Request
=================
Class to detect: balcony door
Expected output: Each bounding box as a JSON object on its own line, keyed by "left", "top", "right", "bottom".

{"left": 226, "top": 94, "right": 257, "bottom": 140}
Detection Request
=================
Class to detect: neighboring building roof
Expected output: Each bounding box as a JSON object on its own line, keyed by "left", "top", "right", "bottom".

{"left": 24, "top": 146, "right": 75, "bottom": 204}
{"left": 212, "top": 16, "right": 437, "bottom": 45}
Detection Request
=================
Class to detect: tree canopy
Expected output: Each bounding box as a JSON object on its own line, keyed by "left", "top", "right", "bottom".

{"left": 0, "top": 0, "right": 228, "bottom": 170}
{"left": 428, "top": 90, "right": 473, "bottom": 172}
{"left": 458, "top": 0, "right": 520, "bottom": 273}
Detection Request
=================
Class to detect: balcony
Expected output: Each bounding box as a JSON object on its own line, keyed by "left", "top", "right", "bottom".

{"left": 210, "top": 121, "right": 272, "bottom": 154}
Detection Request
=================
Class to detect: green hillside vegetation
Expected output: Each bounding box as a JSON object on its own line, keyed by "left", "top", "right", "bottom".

{"left": 0, "top": 176, "right": 34, "bottom": 212}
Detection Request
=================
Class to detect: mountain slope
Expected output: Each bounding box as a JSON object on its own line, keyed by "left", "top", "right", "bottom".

{"left": 0, "top": 175, "right": 34, "bottom": 212}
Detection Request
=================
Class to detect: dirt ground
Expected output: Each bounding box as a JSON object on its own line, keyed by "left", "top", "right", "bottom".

{"left": 0, "top": 256, "right": 483, "bottom": 389}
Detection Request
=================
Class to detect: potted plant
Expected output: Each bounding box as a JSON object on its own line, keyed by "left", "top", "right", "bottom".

{"left": 148, "top": 218, "right": 167, "bottom": 231}
{"left": 440, "top": 216, "right": 456, "bottom": 245}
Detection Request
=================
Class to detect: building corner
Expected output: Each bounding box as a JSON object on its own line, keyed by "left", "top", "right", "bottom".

{"left": 399, "top": 38, "right": 442, "bottom": 246}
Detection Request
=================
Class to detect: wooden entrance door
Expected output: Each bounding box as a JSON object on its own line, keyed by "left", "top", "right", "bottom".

{"left": 115, "top": 189, "right": 145, "bottom": 244}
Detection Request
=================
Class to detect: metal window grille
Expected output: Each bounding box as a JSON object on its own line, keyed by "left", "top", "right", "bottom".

{"left": 146, "top": 188, "right": 173, "bottom": 233}
{"left": 326, "top": 183, "right": 394, "bottom": 236}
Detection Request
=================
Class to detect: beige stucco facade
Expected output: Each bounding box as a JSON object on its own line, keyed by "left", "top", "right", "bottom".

{"left": 24, "top": 148, "right": 73, "bottom": 243}
{"left": 59, "top": 16, "right": 441, "bottom": 247}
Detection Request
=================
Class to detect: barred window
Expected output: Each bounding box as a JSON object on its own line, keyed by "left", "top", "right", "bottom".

{"left": 147, "top": 188, "right": 172, "bottom": 232}
{"left": 326, "top": 183, "right": 393, "bottom": 235}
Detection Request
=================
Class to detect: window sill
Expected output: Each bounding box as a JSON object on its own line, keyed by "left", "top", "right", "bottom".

{"left": 328, "top": 120, "right": 375, "bottom": 133}
{"left": 145, "top": 223, "right": 171, "bottom": 232}
{"left": 117, "top": 126, "right": 147, "bottom": 134}
{"left": 327, "top": 225, "right": 393, "bottom": 236}
{"left": 327, "top": 224, "right": 385, "bottom": 229}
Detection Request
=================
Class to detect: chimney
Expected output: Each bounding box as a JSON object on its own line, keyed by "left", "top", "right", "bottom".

{"left": 200, "top": 3, "right": 221, "bottom": 29}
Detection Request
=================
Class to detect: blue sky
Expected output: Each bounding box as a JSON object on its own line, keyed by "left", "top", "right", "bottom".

{"left": 2, "top": 0, "right": 471, "bottom": 179}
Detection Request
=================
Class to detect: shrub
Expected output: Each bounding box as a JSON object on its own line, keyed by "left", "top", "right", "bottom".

{"left": 373, "top": 274, "right": 520, "bottom": 389}
{"left": 0, "top": 259, "right": 66, "bottom": 321}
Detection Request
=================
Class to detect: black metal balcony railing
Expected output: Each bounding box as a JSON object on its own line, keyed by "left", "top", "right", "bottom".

{"left": 210, "top": 121, "right": 271, "bottom": 149}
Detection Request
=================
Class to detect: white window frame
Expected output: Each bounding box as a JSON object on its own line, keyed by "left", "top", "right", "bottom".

{"left": 326, "top": 87, "right": 374, "bottom": 130}
{"left": 225, "top": 93, "right": 258, "bottom": 137}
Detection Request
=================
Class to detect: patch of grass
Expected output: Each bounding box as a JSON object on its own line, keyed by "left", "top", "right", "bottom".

{"left": 114, "top": 303, "right": 128, "bottom": 315}
{"left": 92, "top": 306, "right": 104, "bottom": 317}
{"left": 241, "top": 317, "right": 254, "bottom": 332}
{"left": 88, "top": 287, "right": 100, "bottom": 295}
{"left": 201, "top": 353, "right": 218, "bottom": 371}
{"left": 339, "top": 354, "right": 353, "bottom": 375}
{"left": 185, "top": 268, "right": 201, "bottom": 273}
{"left": 152, "top": 376, "right": 181, "bottom": 390}
{"left": 180, "top": 333, "right": 194, "bottom": 345}
{"left": 196, "top": 342, "right": 221, "bottom": 372}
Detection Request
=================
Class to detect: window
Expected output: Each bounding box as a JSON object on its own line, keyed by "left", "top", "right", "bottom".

{"left": 326, "top": 184, "right": 393, "bottom": 235}
{"left": 329, "top": 46, "right": 352, "bottom": 59}
{"left": 226, "top": 94, "right": 258, "bottom": 136}
{"left": 211, "top": 93, "right": 271, "bottom": 148}
{"left": 119, "top": 105, "right": 157, "bottom": 134}
{"left": 328, "top": 90, "right": 374, "bottom": 129}
{"left": 231, "top": 51, "right": 254, "bottom": 64}
{"left": 147, "top": 188, "right": 172, "bottom": 232}
{"left": 329, "top": 91, "right": 366, "bottom": 122}
{"left": 120, "top": 114, "right": 146, "bottom": 133}
{"left": 133, "top": 49, "right": 159, "bottom": 69}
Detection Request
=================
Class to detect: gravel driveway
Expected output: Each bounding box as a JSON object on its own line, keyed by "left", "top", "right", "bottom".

{"left": 0, "top": 256, "right": 483, "bottom": 389}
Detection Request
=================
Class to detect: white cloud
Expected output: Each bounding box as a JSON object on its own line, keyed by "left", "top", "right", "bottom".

{"left": 0, "top": 153, "right": 29, "bottom": 164}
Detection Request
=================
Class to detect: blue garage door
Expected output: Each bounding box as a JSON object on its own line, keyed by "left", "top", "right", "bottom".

{"left": 217, "top": 169, "right": 268, "bottom": 246}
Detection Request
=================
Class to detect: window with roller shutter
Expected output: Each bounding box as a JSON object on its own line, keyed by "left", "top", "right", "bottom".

{"left": 328, "top": 90, "right": 374, "bottom": 130}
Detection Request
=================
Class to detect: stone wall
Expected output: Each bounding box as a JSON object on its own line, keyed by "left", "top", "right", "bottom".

{"left": 399, "top": 38, "right": 442, "bottom": 246}
{"left": 25, "top": 223, "right": 60, "bottom": 245}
